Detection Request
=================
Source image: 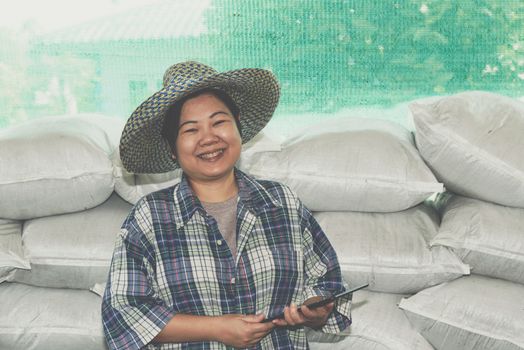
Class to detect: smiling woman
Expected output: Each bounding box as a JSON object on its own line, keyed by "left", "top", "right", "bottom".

{"left": 172, "top": 92, "right": 242, "bottom": 197}
{"left": 101, "top": 60, "right": 352, "bottom": 349}
{"left": 162, "top": 88, "right": 242, "bottom": 158}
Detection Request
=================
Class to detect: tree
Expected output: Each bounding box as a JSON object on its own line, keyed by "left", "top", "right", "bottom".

{"left": 206, "top": 0, "right": 524, "bottom": 112}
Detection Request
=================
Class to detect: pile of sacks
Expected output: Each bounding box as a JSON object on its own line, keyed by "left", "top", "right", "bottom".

{"left": 0, "top": 115, "right": 128, "bottom": 349}
{"left": 399, "top": 92, "right": 524, "bottom": 350}
{"left": 0, "top": 91, "right": 523, "bottom": 350}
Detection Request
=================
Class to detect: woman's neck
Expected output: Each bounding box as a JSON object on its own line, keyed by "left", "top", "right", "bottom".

{"left": 187, "top": 171, "right": 238, "bottom": 203}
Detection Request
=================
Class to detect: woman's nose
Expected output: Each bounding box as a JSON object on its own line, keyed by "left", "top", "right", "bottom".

{"left": 199, "top": 126, "right": 219, "bottom": 145}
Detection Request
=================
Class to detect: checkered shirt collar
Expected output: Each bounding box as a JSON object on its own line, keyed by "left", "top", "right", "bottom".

{"left": 173, "top": 168, "right": 283, "bottom": 229}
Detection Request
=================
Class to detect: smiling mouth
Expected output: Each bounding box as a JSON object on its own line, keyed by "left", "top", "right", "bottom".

{"left": 197, "top": 149, "right": 225, "bottom": 160}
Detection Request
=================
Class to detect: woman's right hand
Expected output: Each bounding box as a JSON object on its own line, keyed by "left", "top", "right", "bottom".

{"left": 215, "top": 313, "right": 275, "bottom": 348}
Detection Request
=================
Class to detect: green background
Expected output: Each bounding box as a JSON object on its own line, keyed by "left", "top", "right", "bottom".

{"left": 1, "top": 0, "right": 523, "bottom": 129}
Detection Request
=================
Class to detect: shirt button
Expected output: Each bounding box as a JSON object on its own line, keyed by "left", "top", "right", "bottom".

{"left": 231, "top": 277, "right": 236, "bottom": 284}
{"left": 217, "top": 240, "right": 223, "bottom": 246}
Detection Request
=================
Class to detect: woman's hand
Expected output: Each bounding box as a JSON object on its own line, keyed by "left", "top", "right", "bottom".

{"left": 216, "top": 313, "right": 275, "bottom": 348}
{"left": 271, "top": 296, "right": 334, "bottom": 329}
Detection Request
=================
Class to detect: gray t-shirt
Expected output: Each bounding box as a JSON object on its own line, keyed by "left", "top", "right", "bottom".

{"left": 201, "top": 195, "right": 238, "bottom": 259}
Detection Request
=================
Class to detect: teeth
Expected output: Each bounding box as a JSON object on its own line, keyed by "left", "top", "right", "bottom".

{"left": 199, "top": 149, "right": 223, "bottom": 159}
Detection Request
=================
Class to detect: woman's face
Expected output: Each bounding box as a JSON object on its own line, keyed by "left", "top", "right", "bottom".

{"left": 175, "top": 92, "right": 242, "bottom": 184}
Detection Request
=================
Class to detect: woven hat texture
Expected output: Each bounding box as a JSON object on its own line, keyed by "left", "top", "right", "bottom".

{"left": 119, "top": 61, "right": 280, "bottom": 173}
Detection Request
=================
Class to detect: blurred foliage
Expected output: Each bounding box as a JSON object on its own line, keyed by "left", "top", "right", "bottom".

{"left": 1, "top": 0, "right": 524, "bottom": 127}
{"left": 206, "top": 0, "right": 524, "bottom": 111}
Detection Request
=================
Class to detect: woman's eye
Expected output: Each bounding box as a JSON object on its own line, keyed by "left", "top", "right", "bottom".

{"left": 214, "top": 119, "right": 227, "bottom": 126}
{"left": 182, "top": 128, "right": 197, "bottom": 134}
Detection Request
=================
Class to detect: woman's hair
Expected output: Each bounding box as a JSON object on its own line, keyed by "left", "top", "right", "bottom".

{"left": 161, "top": 88, "right": 241, "bottom": 155}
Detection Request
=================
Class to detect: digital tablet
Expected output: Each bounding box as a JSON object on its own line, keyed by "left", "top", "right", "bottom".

{"left": 262, "top": 283, "right": 369, "bottom": 322}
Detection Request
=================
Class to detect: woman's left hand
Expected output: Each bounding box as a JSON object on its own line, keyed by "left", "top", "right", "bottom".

{"left": 271, "top": 296, "right": 334, "bottom": 329}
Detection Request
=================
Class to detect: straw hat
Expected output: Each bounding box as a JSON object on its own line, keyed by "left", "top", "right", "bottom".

{"left": 119, "top": 61, "right": 280, "bottom": 173}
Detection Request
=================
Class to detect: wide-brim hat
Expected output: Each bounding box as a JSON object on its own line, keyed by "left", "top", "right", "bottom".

{"left": 119, "top": 61, "right": 280, "bottom": 174}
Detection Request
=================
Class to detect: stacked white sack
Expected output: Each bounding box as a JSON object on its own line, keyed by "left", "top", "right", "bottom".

{"left": 307, "top": 290, "right": 434, "bottom": 350}
{"left": 239, "top": 117, "right": 443, "bottom": 212}
{"left": 0, "top": 283, "right": 107, "bottom": 350}
{"left": 430, "top": 193, "right": 524, "bottom": 285}
{"left": 410, "top": 91, "right": 524, "bottom": 283}
{"left": 411, "top": 90, "right": 524, "bottom": 209}
{"left": 313, "top": 207, "right": 469, "bottom": 294}
{"left": 11, "top": 194, "right": 131, "bottom": 289}
{"left": 0, "top": 114, "right": 125, "bottom": 286}
{"left": 0, "top": 114, "right": 123, "bottom": 219}
{"left": 0, "top": 219, "right": 30, "bottom": 283}
{"left": 411, "top": 93, "right": 524, "bottom": 284}
{"left": 401, "top": 91, "right": 524, "bottom": 350}
{"left": 0, "top": 114, "right": 126, "bottom": 349}
{"left": 398, "top": 275, "right": 524, "bottom": 350}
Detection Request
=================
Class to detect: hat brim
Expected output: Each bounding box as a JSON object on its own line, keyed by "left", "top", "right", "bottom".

{"left": 119, "top": 68, "right": 280, "bottom": 174}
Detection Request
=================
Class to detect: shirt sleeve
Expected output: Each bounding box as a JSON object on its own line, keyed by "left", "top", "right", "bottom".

{"left": 101, "top": 202, "right": 175, "bottom": 350}
{"left": 300, "top": 203, "right": 352, "bottom": 334}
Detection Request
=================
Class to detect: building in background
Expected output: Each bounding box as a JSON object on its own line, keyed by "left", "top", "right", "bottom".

{"left": 31, "top": 0, "right": 211, "bottom": 119}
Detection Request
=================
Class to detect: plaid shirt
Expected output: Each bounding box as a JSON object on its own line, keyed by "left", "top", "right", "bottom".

{"left": 102, "top": 169, "right": 351, "bottom": 350}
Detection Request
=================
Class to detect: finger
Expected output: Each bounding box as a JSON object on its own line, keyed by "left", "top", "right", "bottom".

{"left": 284, "top": 304, "right": 305, "bottom": 325}
{"left": 320, "top": 302, "right": 335, "bottom": 316}
{"left": 282, "top": 306, "right": 295, "bottom": 325}
{"left": 242, "top": 313, "right": 266, "bottom": 323}
{"left": 244, "top": 316, "right": 276, "bottom": 332}
{"left": 300, "top": 307, "right": 319, "bottom": 322}
{"left": 271, "top": 318, "right": 289, "bottom": 327}
{"left": 254, "top": 319, "right": 277, "bottom": 331}
{"left": 303, "top": 302, "right": 334, "bottom": 322}
{"left": 252, "top": 323, "right": 275, "bottom": 336}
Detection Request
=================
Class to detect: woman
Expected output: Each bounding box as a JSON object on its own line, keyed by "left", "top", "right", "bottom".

{"left": 102, "top": 61, "right": 351, "bottom": 349}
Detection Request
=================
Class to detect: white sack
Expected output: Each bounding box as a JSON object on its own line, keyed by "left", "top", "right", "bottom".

{"left": 0, "top": 282, "right": 107, "bottom": 350}
{"left": 112, "top": 148, "right": 182, "bottom": 204}
{"left": 411, "top": 91, "right": 524, "bottom": 208}
{"left": 430, "top": 193, "right": 524, "bottom": 284}
{"left": 399, "top": 275, "right": 524, "bottom": 350}
{"left": 239, "top": 130, "right": 282, "bottom": 158}
{"left": 241, "top": 118, "right": 443, "bottom": 212}
{"left": 0, "top": 114, "right": 124, "bottom": 219}
{"left": 13, "top": 193, "right": 131, "bottom": 289}
{"left": 90, "top": 282, "right": 106, "bottom": 297}
{"left": 314, "top": 205, "right": 469, "bottom": 293}
{"left": 308, "top": 290, "right": 434, "bottom": 350}
{"left": 0, "top": 219, "right": 30, "bottom": 283}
